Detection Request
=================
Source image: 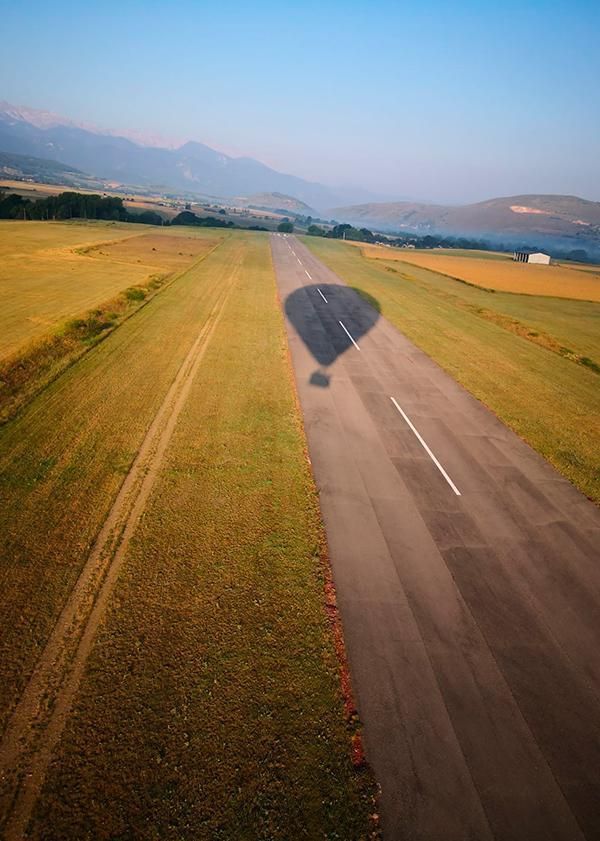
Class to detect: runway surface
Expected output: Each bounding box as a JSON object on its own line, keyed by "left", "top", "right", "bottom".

{"left": 271, "top": 234, "right": 600, "bottom": 841}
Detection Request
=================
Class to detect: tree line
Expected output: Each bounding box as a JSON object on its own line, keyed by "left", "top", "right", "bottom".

{"left": 305, "top": 221, "right": 593, "bottom": 261}
{"left": 0, "top": 192, "right": 269, "bottom": 231}
{"left": 307, "top": 223, "right": 378, "bottom": 241}
{"left": 0, "top": 190, "right": 163, "bottom": 225}
{"left": 306, "top": 221, "right": 498, "bottom": 248}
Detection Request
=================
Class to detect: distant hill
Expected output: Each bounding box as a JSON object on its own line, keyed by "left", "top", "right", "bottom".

{"left": 329, "top": 195, "right": 600, "bottom": 255}
{"left": 0, "top": 150, "right": 89, "bottom": 184}
{"left": 0, "top": 101, "right": 372, "bottom": 211}
{"left": 234, "top": 192, "right": 316, "bottom": 215}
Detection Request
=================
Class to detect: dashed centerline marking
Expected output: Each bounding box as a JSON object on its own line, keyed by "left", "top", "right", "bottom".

{"left": 390, "top": 397, "right": 461, "bottom": 496}
{"left": 276, "top": 235, "right": 460, "bottom": 495}
{"left": 339, "top": 320, "right": 360, "bottom": 351}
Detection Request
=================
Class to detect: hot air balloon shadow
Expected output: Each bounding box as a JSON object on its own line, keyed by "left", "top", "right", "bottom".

{"left": 284, "top": 285, "right": 381, "bottom": 387}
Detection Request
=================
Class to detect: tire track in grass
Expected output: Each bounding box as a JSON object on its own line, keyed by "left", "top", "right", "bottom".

{"left": 0, "top": 252, "right": 241, "bottom": 839}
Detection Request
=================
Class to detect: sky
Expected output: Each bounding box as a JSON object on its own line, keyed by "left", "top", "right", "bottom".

{"left": 1, "top": 0, "right": 599, "bottom": 203}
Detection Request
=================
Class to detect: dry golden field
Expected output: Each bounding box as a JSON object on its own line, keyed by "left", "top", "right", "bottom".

{"left": 565, "top": 262, "right": 600, "bottom": 277}
{"left": 77, "top": 229, "right": 218, "bottom": 270}
{"left": 0, "top": 221, "right": 217, "bottom": 359}
{"left": 360, "top": 245, "right": 600, "bottom": 301}
{"left": 0, "top": 180, "right": 79, "bottom": 198}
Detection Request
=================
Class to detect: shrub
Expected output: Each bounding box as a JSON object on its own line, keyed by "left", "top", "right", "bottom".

{"left": 125, "top": 287, "right": 146, "bottom": 302}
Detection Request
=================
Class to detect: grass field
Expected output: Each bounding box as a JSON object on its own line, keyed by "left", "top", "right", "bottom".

{"left": 0, "top": 222, "right": 223, "bottom": 424}
{"left": 0, "top": 229, "right": 375, "bottom": 838}
{"left": 369, "top": 253, "right": 600, "bottom": 364}
{"left": 567, "top": 262, "right": 600, "bottom": 277}
{"left": 351, "top": 244, "right": 511, "bottom": 261}
{"left": 360, "top": 244, "right": 600, "bottom": 301}
{"left": 0, "top": 221, "right": 218, "bottom": 359}
{"left": 303, "top": 237, "right": 600, "bottom": 503}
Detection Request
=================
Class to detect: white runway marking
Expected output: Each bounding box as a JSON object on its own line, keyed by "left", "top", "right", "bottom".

{"left": 305, "top": 269, "right": 312, "bottom": 280}
{"left": 317, "top": 288, "right": 328, "bottom": 303}
{"left": 339, "top": 320, "right": 360, "bottom": 350}
{"left": 390, "top": 397, "right": 461, "bottom": 495}
{"left": 297, "top": 257, "right": 302, "bottom": 264}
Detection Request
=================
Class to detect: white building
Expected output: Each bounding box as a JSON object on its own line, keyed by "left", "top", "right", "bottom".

{"left": 513, "top": 251, "right": 551, "bottom": 264}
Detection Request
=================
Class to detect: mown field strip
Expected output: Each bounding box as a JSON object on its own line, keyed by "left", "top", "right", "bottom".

{"left": 0, "top": 263, "right": 238, "bottom": 838}
{"left": 0, "top": 234, "right": 236, "bottom": 738}
{"left": 302, "top": 237, "right": 600, "bottom": 503}
{"left": 24, "top": 234, "right": 375, "bottom": 840}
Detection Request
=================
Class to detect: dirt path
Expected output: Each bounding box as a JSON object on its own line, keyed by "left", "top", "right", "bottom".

{"left": 0, "top": 257, "right": 240, "bottom": 838}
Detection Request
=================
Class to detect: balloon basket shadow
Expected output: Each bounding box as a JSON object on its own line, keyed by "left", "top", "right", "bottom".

{"left": 310, "top": 369, "right": 330, "bottom": 388}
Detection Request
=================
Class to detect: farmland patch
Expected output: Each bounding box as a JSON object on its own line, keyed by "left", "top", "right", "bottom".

{"left": 360, "top": 245, "right": 600, "bottom": 301}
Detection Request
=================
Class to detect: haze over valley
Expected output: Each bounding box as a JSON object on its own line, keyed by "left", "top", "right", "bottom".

{"left": 2, "top": 100, "right": 600, "bottom": 257}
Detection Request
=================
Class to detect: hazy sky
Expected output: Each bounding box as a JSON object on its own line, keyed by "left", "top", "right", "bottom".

{"left": 1, "top": 0, "right": 599, "bottom": 203}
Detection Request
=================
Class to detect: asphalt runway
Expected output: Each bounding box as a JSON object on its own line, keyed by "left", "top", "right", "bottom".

{"left": 271, "top": 233, "right": 600, "bottom": 841}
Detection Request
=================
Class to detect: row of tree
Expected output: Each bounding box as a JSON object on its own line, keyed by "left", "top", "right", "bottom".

{"left": 0, "top": 192, "right": 270, "bottom": 232}
{"left": 171, "top": 210, "right": 235, "bottom": 228}
{"left": 0, "top": 190, "right": 165, "bottom": 225}
{"left": 305, "top": 221, "right": 593, "bottom": 261}
{"left": 306, "top": 222, "right": 495, "bottom": 248}
{"left": 171, "top": 210, "right": 268, "bottom": 230}
{"left": 307, "top": 223, "right": 376, "bottom": 241}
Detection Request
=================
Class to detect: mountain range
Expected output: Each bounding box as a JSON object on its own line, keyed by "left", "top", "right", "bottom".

{"left": 1, "top": 100, "right": 599, "bottom": 256}
{"left": 0, "top": 101, "right": 370, "bottom": 210}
